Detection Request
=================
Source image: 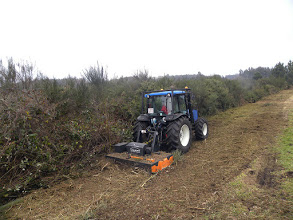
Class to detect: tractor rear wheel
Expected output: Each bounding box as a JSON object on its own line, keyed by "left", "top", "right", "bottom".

{"left": 195, "top": 118, "right": 208, "bottom": 140}
{"left": 166, "top": 117, "right": 192, "bottom": 153}
{"left": 133, "top": 121, "right": 149, "bottom": 142}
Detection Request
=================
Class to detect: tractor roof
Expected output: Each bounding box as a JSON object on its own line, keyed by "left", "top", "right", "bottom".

{"left": 145, "top": 90, "right": 186, "bottom": 97}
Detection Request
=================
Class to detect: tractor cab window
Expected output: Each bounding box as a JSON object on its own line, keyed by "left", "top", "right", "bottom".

{"left": 147, "top": 95, "right": 172, "bottom": 115}
{"left": 173, "top": 95, "right": 187, "bottom": 114}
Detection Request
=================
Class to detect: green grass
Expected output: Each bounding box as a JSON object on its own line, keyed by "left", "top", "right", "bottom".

{"left": 277, "top": 113, "right": 293, "bottom": 171}
{"left": 229, "top": 173, "right": 255, "bottom": 201}
{"left": 276, "top": 110, "right": 293, "bottom": 199}
{"left": 172, "top": 149, "right": 183, "bottom": 164}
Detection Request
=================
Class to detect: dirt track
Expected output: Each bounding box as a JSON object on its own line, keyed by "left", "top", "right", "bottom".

{"left": 7, "top": 89, "right": 293, "bottom": 219}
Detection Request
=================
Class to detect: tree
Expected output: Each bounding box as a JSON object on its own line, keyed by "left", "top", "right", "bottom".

{"left": 272, "top": 62, "right": 286, "bottom": 78}
{"left": 0, "top": 58, "right": 17, "bottom": 89}
{"left": 286, "top": 60, "right": 293, "bottom": 85}
{"left": 83, "top": 62, "right": 108, "bottom": 87}
{"left": 253, "top": 72, "right": 262, "bottom": 80}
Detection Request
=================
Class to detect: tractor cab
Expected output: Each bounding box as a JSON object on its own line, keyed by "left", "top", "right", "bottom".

{"left": 144, "top": 90, "right": 188, "bottom": 116}
{"left": 138, "top": 89, "right": 198, "bottom": 125}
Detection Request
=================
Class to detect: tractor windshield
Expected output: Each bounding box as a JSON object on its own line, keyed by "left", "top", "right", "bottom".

{"left": 147, "top": 95, "right": 172, "bottom": 115}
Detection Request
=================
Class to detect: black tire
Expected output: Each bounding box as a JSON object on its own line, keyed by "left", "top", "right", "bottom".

{"left": 195, "top": 118, "right": 208, "bottom": 140}
{"left": 133, "top": 121, "right": 149, "bottom": 142}
{"left": 166, "top": 117, "right": 192, "bottom": 153}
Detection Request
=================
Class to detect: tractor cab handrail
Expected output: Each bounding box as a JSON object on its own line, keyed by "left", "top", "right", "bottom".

{"left": 143, "top": 88, "right": 191, "bottom": 97}
{"left": 145, "top": 90, "right": 185, "bottom": 97}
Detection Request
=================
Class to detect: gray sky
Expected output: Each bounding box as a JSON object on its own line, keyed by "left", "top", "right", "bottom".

{"left": 1, "top": 0, "right": 293, "bottom": 79}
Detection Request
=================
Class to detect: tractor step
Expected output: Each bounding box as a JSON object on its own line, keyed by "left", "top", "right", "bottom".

{"left": 106, "top": 151, "right": 173, "bottom": 173}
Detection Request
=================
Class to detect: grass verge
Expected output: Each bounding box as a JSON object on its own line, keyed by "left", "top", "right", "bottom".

{"left": 204, "top": 111, "right": 293, "bottom": 219}
{"left": 276, "top": 110, "right": 293, "bottom": 201}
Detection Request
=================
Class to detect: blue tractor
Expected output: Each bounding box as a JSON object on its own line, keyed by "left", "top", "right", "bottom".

{"left": 107, "top": 88, "right": 208, "bottom": 173}
{"left": 133, "top": 88, "right": 208, "bottom": 152}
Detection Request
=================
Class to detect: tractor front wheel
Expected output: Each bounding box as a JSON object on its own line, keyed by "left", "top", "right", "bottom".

{"left": 166, "top": 117, "right": 192, "bottom": 153}
{"left": 195, "top": 118, "right": 208, "bottom": 140}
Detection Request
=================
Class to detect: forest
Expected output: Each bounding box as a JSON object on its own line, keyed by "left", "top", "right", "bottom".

{"left": 0, "top": 58, "right": 293, "bottom": 204}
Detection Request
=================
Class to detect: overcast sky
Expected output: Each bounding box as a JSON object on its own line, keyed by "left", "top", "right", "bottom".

{"left": 1, "top": 0, "right": 293, "bottom": 79}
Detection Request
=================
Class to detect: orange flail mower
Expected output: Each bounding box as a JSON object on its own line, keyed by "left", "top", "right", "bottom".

{"left": 106, "top": 151, "right": 174, "bottom": 173}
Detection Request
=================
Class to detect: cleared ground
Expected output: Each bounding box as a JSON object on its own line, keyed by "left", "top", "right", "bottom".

{"left": 5, "top": 89, "right": 293, "bottom": 219}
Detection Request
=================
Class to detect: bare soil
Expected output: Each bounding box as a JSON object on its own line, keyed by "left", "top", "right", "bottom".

{"left": 5, "top": 89, "right": 293, "bottom": 219}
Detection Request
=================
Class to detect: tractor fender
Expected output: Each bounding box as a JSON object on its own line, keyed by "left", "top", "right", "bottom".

{"left": 137, "top": 114, "right": 150, "bottom": 122}
{"left": 165, "top": 113, "right": 187, "bottom": 122}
